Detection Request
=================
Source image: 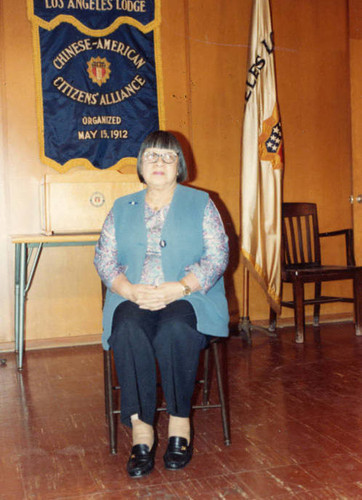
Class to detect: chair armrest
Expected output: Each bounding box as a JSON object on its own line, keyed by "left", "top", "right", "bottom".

{"left": 319, "top": 229, "right": 350, "bottom": 237}
{"left": 319, "top": 228, "right": 355, "bottom": 266}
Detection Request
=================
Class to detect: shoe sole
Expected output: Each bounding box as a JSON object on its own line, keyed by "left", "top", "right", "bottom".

{"left": 128, "top": 464, "right": 154, "bottom": 479}
{"left": 164, "top": 457, "right": 192, "bottom": 471}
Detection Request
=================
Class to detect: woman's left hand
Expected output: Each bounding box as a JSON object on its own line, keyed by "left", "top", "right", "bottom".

{"left": 154, "top": 282, "right": 184, "bottom": 305}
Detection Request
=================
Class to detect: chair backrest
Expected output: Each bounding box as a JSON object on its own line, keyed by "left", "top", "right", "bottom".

{"left": 282, "top": 202, "right": 321, "bottom": 268}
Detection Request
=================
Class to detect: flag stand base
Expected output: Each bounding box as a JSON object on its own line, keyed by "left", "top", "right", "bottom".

{"left": 239, "top": 268, "right": 278, "bottom": 345}
{"left": 238, "top": 315, "right": 277, "bottom": 345}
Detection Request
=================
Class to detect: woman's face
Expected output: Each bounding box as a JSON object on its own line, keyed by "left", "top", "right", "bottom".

{"left": 141, "top": 147, "right": 179, "bottom": 190}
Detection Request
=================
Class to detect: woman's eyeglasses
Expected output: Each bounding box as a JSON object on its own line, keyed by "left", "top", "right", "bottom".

{"left": 143, "top": 151, "right": 178, "bottom": 164}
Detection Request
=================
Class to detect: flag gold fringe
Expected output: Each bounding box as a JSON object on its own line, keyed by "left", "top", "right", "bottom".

{"left": 242, "top": 249, "right": 281, "bottom": 315}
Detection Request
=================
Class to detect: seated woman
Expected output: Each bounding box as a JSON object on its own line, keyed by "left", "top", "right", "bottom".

{"left": 94, "top": 130, "right": 229, "bottom": 478}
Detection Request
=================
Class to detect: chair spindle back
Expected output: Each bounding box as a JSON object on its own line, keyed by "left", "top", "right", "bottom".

{"left": 282, "top": 203, "right": 321, "bottom": 268}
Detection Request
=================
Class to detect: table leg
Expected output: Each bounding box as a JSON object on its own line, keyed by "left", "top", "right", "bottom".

{"left": 14, "top": 243, "right": 21, "bottom": 353}
{"left": 17, "top": 243, "right": 27, "bottom": 371}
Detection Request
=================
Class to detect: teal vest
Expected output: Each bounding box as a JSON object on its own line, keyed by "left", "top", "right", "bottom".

{"left": 101, "top": 184, "right": 229, "bottom": 349}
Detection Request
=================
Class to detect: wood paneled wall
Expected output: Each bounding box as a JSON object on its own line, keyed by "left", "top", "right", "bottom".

{"left": 0, "top": 0, "right": 355, "bottom": 348}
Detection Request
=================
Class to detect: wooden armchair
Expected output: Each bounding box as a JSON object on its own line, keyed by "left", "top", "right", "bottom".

{"left": 269, "top": 202, "right": 362, "bottom": 343}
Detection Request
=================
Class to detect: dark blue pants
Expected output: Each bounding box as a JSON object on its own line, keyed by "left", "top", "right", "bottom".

{"left": 109, "top": 300, "right": 209, "bottom": 427}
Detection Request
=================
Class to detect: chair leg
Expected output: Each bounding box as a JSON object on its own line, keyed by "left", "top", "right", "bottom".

{"left": 269, "top": 307, "right": 277, "bottom": 332}
{"left": 212, "top": 342, "right": 230, "bottom": 446}
{"left": 293, "top": 281, "right": 305, "bottom": 343}
{"left": 354, "top": 269, "right": 362, "bottom": 336}
{"left": 202, "top": 346, "right": 210, "bottom": 406}
{"left": 269, "top": 281, "right": 283, "bottom": 332}
{"left": 104, "top": 350, "right": 117, "bottom": 455}
{"left": 103, "top": 351, "right": 110, "bottom": 421}
{"left": 313, "top": 282, "right": 321, "bottom": 326}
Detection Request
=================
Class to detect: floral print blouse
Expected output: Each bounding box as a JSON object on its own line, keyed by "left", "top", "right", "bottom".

{"left": 94, "top": 198, "right": 228, "bottom": 294}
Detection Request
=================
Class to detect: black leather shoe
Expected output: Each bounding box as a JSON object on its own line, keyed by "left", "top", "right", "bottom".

{"left": 127, "top": 442, "right": 156, "bottom": 478}
{"left": 163, "top": 436, "right": 193, "bottom": 470}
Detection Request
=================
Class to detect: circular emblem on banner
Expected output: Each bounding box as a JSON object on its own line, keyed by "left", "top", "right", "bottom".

{"left": 90, "top": 192, "right": 105, "bottom": 207}
{"left": 87, "top": 57, "right": 111, "bottom": 87}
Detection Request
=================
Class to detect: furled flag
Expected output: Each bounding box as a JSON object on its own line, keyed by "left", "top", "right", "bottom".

{"left": 241, "top": 0, "right": 284, "bottom": 314}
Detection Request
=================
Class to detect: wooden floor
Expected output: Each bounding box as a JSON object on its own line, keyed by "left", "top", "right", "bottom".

{"left": 2, "top": 322, "right": 362, "bottom": 499}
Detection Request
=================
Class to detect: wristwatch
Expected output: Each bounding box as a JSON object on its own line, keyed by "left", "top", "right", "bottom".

{"left": 180, "top": 278, "right": 192, "bottom": 296}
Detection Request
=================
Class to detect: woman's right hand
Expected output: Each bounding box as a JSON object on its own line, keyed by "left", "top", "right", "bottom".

{"left": 126, "top": 283, "right": 167, "bottom": 310}
{"left": 111, "top": 274, "right": 166, "bottom": 310}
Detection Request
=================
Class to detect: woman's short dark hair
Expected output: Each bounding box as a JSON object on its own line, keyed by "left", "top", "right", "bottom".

{"left": 136, "top": 130, "right": 188, "bottom": 184}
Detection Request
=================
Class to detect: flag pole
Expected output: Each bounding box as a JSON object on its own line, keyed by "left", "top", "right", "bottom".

{"left": 239, "top": 0, "right": 283, "bottom": 344}
{"left": 238, "top": 268, "right": 276, "bottom": 344}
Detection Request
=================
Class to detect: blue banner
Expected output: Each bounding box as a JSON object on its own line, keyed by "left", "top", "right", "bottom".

{"left": 28, "top": 0, "right": 164, "bottom": 172}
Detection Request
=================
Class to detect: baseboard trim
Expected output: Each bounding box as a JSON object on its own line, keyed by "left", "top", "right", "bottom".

{"left": 0, "top": 333, "right": 102, "bottom": 353}
{"left": 229, "top": 312, "right": 354, "bottom": 333}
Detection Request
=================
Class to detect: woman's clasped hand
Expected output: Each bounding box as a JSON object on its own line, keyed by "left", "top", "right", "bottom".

{"left": 112, "top": 274, "right": 185, "bottom": 310}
